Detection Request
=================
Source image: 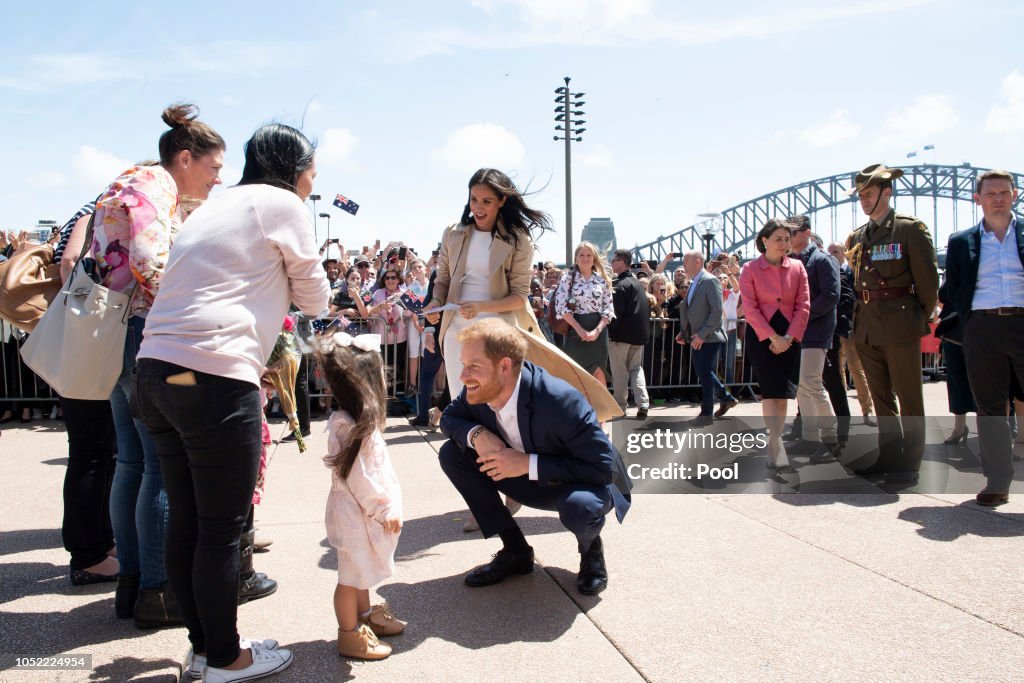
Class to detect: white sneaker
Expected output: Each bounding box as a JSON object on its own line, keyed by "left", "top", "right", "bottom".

{"left": 186, "top": 639, "right": 281, "bottom": 680}
{"left": 203, "top": 645, "right": 292, "bottom": 683}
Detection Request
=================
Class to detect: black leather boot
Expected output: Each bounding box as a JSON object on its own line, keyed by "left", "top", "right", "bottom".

{"left": 114, "top": 572, "right": 140, "bottom": 619}
{"left": 577, "top": 536, "right": 608, "bottom": 596}
{"left": 134, "top": 583, "right": 184, "bottom": 629}
{"left": 238, "top": 529, "right": 277, "bottom": 604}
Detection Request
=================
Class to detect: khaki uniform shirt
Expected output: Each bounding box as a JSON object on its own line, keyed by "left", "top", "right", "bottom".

{"left": 845, "top": 209, "right": 939, "bottom": 345}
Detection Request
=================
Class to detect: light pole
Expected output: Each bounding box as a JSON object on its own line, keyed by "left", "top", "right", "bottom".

{"left": 554, "top": 76, "right": 586, "bottom": 265}
{"left": 319, "top": 213, "right": 331, "bottom": 248}
{"left": 696, "top": 212, "right": 722, "bottom": 263}
{"left": 308, "top": 194, "right": 321, "bottom": 241}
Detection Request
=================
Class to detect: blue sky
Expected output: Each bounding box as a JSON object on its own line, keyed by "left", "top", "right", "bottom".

{"left": 2, "top": 0, "right": 1023, "bottom": 262}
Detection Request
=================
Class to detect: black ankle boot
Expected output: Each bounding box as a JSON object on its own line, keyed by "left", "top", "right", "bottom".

{"left": 238, "top": 529, "right": 277, "bottom": 604}
{"left": 577, "top": 536, "right": 608, "bottom": 596}
{"left": 114, "top": 573, "right": 140, "bottom": 619}
{"left": 134, "top": 583, "right": 183, "bottom": 629}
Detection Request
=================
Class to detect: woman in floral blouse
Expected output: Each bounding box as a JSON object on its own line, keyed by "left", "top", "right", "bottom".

{"left": 91, "top": 104, "right": 225, "bottom": 626}
{"left": 554, "top": 241, "right": 615, "bottom": 386}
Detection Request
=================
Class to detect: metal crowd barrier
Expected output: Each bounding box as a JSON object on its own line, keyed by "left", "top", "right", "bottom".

{"left": 0, "top": 317, "right": 947, "bottom": 407}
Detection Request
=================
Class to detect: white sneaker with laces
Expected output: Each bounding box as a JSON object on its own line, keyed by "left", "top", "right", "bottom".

{"left": 203, "top": 645, "right": 292, "bottom": 683}
{"left": 186, "top": 639, "right": 281, "bottom": 680}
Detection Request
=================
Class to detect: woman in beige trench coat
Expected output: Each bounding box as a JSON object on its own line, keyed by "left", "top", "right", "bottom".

{"left": 427, "top": 168, "right": 620, "bottom": 423}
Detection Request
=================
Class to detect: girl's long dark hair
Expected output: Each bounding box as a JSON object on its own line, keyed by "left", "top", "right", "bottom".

{"left": 460, "top": 168, "right": 552, "bottom": 243}
{"left": 238, "top": 123, "right": 316, "bottom": 195}
{"left": 318, "top": 342, "right": 387, "bottom": 479}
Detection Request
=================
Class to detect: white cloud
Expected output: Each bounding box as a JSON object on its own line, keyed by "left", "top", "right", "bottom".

{"left": 399, "top": 0, "right": 938, "bottom": 56}
{"left": 796, "top": 110, "right": 861, "bottom": 148}
{"left": 432, "top": 124, "right": 525, "bottom": 170}
{"left": 986, "top": 70, "right": 1024, "bottom": 136}
{"left": 72, "top": 146, "right": 132, "bottom": 186}
{"left": 879, "top": 95, "right": 959, "bottom": 149}
{"left": 580, "top": 143, "right": 615, "bottom": 168}
{"left": 317, "top": 128, "right": 359, "bottom": 171}
{"left": 27, "top": 171, "right": 67, "bottom": 189}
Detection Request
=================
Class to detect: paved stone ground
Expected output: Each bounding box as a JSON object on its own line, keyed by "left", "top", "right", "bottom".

{"left": 1, "top": 382, "right": 1022, "bottom": 682}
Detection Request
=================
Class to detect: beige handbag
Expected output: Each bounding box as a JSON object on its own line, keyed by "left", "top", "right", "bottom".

{"left": 20, "top": 214, "right": 131, "bottom": 400}
{"left": 0, "top": 233, "right": 62, "bottom": 331}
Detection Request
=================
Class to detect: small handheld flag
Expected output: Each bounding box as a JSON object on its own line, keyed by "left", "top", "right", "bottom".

{"left": 906, "top": 151, "right": 918, "bottom": 159}
{"left": 923, "top": 144, "right": 935, "bottom": 151}
{"left": 333, "top": 194, "right": 360, "bottom": 215}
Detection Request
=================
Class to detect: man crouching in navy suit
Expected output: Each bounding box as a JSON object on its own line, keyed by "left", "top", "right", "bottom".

{"left": 439, "top": 318, "right": 631, "bottom": 595}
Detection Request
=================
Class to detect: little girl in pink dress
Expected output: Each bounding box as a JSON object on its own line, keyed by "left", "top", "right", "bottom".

{"left": 319, "top": 332, "right": 405, "bottom": 660}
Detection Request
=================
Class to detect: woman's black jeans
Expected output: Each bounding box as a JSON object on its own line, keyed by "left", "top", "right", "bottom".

{"left": 60, "top": 396, "right": 116, "bottom": 570}
{"left": 134, "top": 359, "right": 261, "bottom": 668}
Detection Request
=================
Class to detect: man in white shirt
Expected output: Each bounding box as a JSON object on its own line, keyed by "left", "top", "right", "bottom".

{"left": 439, "top": 319, "right": 631, "bottom": 595}
{"left": 943, "top": 169, "right": 1024, "bottom": 506}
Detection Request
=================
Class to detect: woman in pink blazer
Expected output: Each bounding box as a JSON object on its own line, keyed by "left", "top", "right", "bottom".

{"left": 739, "top": 219, "right": 810, "bottom": 471}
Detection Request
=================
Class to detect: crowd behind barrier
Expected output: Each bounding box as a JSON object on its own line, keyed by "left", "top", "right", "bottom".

{"left": 0, "top": 317, "right": 950, "bottom": 410}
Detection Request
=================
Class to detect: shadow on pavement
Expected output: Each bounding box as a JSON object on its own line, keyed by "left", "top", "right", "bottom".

{"left": 276, "top": 639, "right": 354, "bottom": 682}
{"left": 0, "top": 600, "right": 169, "bottom": 661}
{"left": 0, "top": 561, "right": 113, "bottom": 604}
{"left": 0, "top": 528, "right": 62, "bottom": 557}
{"left": 317, "top": 513, "right": 569, "bottom": 570}
{"left": 87, "top": 655, "right": 180, "bottom": 682}
{"left": 377, "top": 570, "right": 578, "bottom": 653}
{"left": 897, "top": 504, "right": 1024, "bottom": 542}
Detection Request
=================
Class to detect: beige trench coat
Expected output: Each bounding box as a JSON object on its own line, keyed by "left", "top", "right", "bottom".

{"left": 430, "top": 221, "right": 622, "bottom": 422}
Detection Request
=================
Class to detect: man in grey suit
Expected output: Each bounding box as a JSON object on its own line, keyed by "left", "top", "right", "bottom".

{"left": 674, "top": 250, "right": 737, "bottom": 426}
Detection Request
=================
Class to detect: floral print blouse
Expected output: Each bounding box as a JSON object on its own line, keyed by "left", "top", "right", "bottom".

{"left": 91, "top": 165, "right": 180, "bottom": 316}
{"left": 554, "top": 269, "right": 615, "bottom": 321}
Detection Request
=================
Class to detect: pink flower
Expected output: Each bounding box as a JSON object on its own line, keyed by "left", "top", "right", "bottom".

{"left": 282, "top": 314, "right": 296, "bottom": 332}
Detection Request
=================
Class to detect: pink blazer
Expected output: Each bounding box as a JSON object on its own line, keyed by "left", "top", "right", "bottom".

{"left": 738, "top": 255, "right": 810, "bottom": 342}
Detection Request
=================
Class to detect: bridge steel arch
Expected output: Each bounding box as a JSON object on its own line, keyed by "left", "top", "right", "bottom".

{"left": 632, "top": 164, "right": 1024, "bottom": 263}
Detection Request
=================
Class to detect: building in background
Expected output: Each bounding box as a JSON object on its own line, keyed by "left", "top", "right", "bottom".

{"left": 581, "top": 217, "right": 617, "bottom": 256}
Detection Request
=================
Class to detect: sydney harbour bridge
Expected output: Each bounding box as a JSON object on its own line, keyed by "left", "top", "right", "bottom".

{"left": 629, "top": 164, "right": 1024, "bottom": 265}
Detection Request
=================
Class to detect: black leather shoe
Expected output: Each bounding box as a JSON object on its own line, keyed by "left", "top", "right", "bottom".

{"left": 238, "top": 571, "right": 278, "bottom": 604}
{"left": 635, "top": 408, "right": 648, "bottom": 420}
{"left": 408, "top": 416, "right": 431, "bottom": 428}
{"left": 69, "top": 567, "right": 118, "bottom": 586}
{"left": 785, "top": 439, "right": 823, "bottom": 455}
{"left": 577, "top": 536, "right": 608, "bottom": 596}
{"left": 281, "top": 429, "right": 311, "bottom": 442}
{"left": 134, "top": 585, "right": 184, "bottom": 629}
{"left": 714, "top": 398, "right": 738, "bottom": 418}
{"left": 877, "top": 471, "right": 919, "bottom": 493}
{"left": 114, "top": 573, "right": 140, "bottom": 618}
{"left": 464, "top": 547, "right": 534, "bottom": 587}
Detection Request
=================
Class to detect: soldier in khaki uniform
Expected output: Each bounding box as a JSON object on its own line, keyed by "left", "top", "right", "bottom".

{"left": 844, "top": 164, "right": 939, "bottom": 485}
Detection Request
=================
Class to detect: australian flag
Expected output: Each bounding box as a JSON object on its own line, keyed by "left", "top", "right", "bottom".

{"left": 333, "top": 193, "right": 360, "bottom": 215}
{"left": 399, "top": 290, "right": 425, "bottom": 315}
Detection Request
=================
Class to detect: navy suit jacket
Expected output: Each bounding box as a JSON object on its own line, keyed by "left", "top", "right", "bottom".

{"left": 441, "top": 361, "right": 632, "bottom": 523}
{"left": 944, "top": 217, "right": 1024, "bottom": 322}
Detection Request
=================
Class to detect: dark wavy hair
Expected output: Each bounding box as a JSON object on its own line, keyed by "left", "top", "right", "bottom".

{"left": 319, "top": 342, "right": 387, "bottom": 479}
{"left": 755, "top": 218, "right": 792, "bottom": 255}
{"left": 460, "top": 168, "right": 552, "bottom": 243}
{"left": 158, "top": 104, "right": 225, "bottom": 167}
{"left": 238, "top": 123, "right": 315, "bottom": 194}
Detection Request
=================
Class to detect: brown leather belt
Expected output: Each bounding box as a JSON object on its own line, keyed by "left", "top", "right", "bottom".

{"left": 976, "top": 307, "right": 1024, "bottom": 316}
{"left": 861, "top": 285, "right": 915, "bottom": 303}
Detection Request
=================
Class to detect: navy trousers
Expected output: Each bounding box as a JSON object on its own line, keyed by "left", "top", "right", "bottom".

{"left": 692, "top": 341, "right": 732, "bottom": 416}
{"left": 439, "top": 440, "right": 612, "bottom": 553}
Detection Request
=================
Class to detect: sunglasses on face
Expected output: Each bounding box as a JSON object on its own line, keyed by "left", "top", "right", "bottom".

{"left": 384, "top": 276, "right": 399, "bottom": 280}
{"left": 357, "top": 263, "right": 370, "bottom": 268}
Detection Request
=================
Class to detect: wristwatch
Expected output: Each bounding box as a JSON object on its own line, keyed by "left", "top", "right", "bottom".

{"left": 469, "top": 427, "right": 483, "bottom": 450}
